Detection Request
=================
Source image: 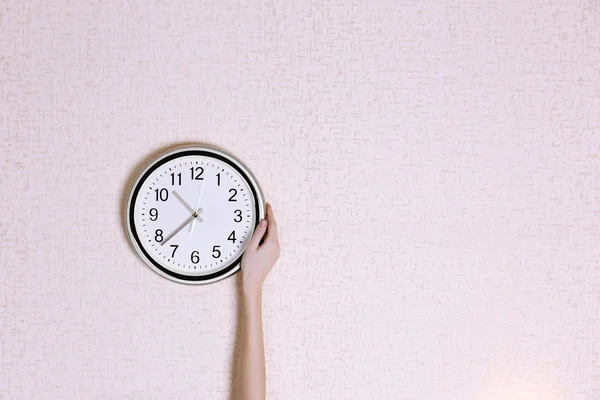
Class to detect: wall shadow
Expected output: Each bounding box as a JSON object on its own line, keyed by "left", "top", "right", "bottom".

{"left": 228, "top": 275, "right": 243, "bottom": 400}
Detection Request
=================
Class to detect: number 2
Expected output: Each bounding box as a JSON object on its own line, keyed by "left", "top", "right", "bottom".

{"left": 228, "top": 188, "right": 237, "bottom": 201}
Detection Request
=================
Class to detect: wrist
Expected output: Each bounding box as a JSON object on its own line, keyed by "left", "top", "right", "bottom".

{"left": 242, "top": 284, "right": 263, "bottom": 303}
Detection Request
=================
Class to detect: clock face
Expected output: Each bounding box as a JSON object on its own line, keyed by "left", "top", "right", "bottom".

{"left": 126, "top": 147, "right": 265, "bottom": 284}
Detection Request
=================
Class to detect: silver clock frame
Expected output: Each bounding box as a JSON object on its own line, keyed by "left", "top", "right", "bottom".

{"left": 125, "top": 144, "right": 266, "bottom": 284}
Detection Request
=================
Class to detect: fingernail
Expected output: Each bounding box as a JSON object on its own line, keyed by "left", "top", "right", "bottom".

{"left": 259, "top": 219, "right": 266, "bottom": 226}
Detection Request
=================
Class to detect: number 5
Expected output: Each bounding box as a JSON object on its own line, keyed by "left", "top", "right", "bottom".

{"left": 212, "top": 245, "right": 221, "bottom": 259}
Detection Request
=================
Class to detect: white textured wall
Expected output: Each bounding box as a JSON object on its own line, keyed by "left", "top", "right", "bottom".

{"left": 2, "top": 1, "right": 599, "bottom": 399}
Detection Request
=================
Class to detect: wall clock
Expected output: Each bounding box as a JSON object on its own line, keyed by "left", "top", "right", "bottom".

{"left": 125, "top": 145, "right": 265, "bottom": 284}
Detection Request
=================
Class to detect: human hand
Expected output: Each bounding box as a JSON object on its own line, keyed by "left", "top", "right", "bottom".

{"left": 240, "top": 203, "right": 280, "bottom": 296}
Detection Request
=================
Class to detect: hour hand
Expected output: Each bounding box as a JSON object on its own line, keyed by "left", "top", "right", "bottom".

{"left": 172, "top": 191, "right": 195, "bottom": 214}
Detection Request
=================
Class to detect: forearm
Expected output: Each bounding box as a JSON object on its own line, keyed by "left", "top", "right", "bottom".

{"left": 236, "top": 288, "right": 266, "bottom": 400}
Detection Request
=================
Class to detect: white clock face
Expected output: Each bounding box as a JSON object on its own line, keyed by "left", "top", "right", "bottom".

{"left": 127, "top": 148, "right": 264, "bottom": 284}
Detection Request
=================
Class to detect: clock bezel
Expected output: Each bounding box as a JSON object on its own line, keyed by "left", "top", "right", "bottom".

{"left": 125, "top": 145, "right": 266, "bottom": 284}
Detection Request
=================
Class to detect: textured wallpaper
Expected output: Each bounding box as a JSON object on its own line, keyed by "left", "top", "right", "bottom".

{"left": 1, "top": 1, "right": 599, "bottom": 399}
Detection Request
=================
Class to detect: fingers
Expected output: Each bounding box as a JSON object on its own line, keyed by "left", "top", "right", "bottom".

{"left": 247, "top": 218, "right": 267, "bottom": 251}
{"left": 247, "top": 203, "right": 279, "bottom": 252}
{"left": 264, "top": 203, "right": 279, "bottom": 244}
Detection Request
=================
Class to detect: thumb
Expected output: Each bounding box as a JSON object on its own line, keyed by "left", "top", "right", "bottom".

{"left": 247, "top": 219, "right": 267, "bottom": 250}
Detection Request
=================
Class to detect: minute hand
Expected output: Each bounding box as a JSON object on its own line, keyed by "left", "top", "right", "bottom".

{"left": 161, "top": 208, "right": 203, "bottom": 246}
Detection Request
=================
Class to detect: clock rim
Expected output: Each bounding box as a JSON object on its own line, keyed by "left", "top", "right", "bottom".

{"left": 125, "top": 145, "right": 266, "bottom": 285}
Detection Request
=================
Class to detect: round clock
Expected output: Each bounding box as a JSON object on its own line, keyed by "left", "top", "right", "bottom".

{"left": 125, "top": 145, "right": 265, "bottom": 284}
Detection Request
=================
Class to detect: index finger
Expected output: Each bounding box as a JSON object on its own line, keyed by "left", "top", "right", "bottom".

{"left": 264, "top": 203, "right": 279, "bottom": 244}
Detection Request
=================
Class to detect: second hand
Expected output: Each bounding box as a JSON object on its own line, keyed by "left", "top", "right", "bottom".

{"left": 190, "top": 179, "right": 206, "bottom": 233}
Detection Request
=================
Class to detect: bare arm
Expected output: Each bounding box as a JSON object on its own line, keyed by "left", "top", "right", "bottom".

{"left": 236, "top": 203, "right": 280, "bottom": 400}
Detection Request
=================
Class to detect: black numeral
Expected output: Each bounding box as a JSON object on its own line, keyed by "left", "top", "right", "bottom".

{"left": 155, "top": 229, "right": 163, "bottom": 242}
{"left": 191, "top": 250, "right": 200, "bottom": 264}
{"left": 228, "top": 231, "right": 236, "bottom": 243}
{"left": 216, "top": 173, "right": 221, "bottom": 186}
{"left": 170, "top": 245, "right": 179, "bottom": 257}
{"left": 155, "top": 188, "right": 168, "bottom": 201}
{"left": 212, "top": 245, "right": 221, "bottom": 259}
{"left": 228, "top": 188, "right": 237, "bottom": 202}
{"left": 234, "top": 209, "right": 242, "bottom": 222}
{"left": 170, "top": 172, "right": 181, "bottom": 186}
{"left": 190, "top": 167, "right": 204, "bottom": 180}
{"left": 149, "top": 208, "right": 158, "bottom": 221}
